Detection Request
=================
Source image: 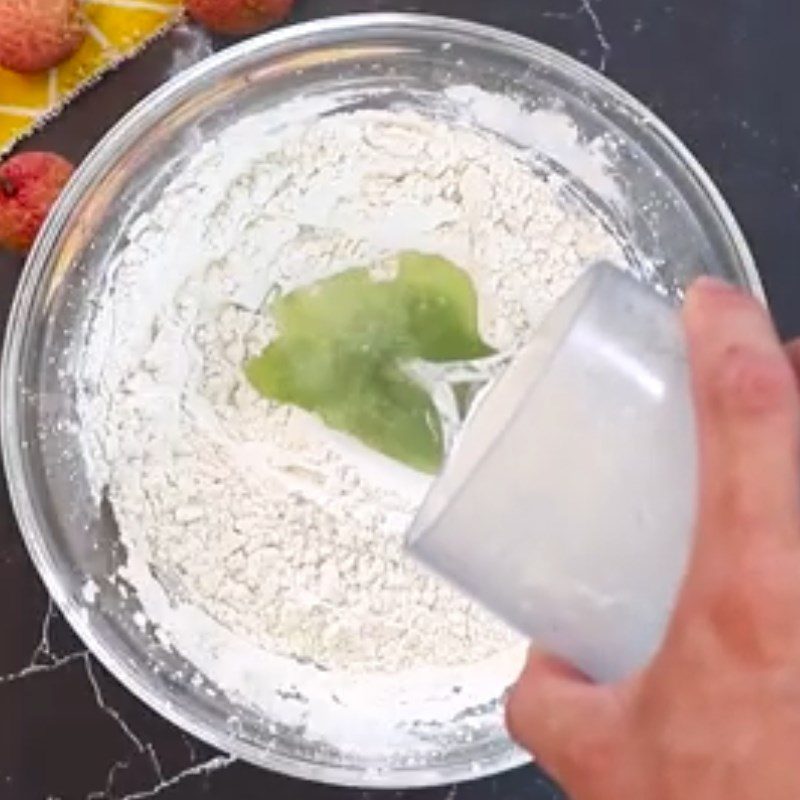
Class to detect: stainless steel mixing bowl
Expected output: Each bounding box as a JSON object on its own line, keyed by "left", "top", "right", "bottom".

{"left": 1, "top": 13, "right": 762, "bottom": 788}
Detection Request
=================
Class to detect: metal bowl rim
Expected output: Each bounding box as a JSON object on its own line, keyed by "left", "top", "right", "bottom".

{"left": 1, "top": 12, "right": 760, "bottom": 788}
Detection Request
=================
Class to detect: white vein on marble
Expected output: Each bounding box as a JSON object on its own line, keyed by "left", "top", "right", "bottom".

{"left": 0, "top": 599, "right": 88, "bottom": 686}
{"left": 542, "top": 0, "right": 612, "bottom": 72}
{"left": 117, "top": 755, "right": 236, "bottom": 800}
{"left": 0, "top": 598, "right": 236, "bottom": 799}
{"left": 578, "top": 0, "right": 612, "bottom": 71}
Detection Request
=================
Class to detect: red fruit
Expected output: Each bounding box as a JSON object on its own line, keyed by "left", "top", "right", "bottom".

{"left": 0, "top": 0, "right": 87, "bottom": 73}
{"left": 0, "top": 152, "right": 74, "bottom": 252}
{"left": 186, "top": 0, "right": 294, "bottom": 35}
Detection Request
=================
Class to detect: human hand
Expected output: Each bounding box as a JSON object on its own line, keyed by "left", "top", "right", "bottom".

{"left": 506, "top": 277, "right": 800, "bottom": 799}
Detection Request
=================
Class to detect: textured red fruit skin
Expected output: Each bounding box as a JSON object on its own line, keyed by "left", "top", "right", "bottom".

{"left": 186, "top": 0, "right": 294, "bottom": 35}
{"left": 0, "top": 153, "right": 74, "bottom": 252}
{"left": 0, "top": 0, "right": 86, "bottom": 73}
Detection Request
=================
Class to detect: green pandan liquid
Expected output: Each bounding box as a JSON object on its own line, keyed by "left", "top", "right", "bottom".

{"left": 245, "top": 251, "right": 493, "bottom": 473}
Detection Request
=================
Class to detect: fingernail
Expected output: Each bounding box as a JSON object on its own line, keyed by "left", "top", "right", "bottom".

{"left": 690, "top": 275, "right": 738, "bottom": 297}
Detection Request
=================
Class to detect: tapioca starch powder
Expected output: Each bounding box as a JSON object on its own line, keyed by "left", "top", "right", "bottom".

{"left": 77, "top": 99, "right": 625, "bottom": 749}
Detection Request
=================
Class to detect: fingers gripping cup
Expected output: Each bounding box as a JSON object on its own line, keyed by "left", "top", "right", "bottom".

{"left": 407, "top": 263, "right": 698, "bottom": 682}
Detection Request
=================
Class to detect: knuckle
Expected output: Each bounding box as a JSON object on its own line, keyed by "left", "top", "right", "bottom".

{"left": 713, "top": 480, "right": 771, "bottom": 541}
{"left": 504, "top": 684, "right": 532, "bottom": 747}
{"left": 560, "top": 727, "right": 616, "bottom": 776}
{"left": 706, "top": 555, "right": 796, "bottom": 666}
{"left": 712, "top": 345, "right": 796, "bottom": 418}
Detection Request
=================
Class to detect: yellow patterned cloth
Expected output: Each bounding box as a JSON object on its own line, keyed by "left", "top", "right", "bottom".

{"left": 0, "top": 0, "right": 183, "bottom": 156}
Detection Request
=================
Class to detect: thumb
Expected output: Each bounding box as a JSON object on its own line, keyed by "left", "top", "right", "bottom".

{"left": 506, "top": 649, "right": 624, "bottom": 778}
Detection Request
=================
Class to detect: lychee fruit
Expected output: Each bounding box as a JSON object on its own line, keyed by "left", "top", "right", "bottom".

{"left": 186, "top": 0, "right": 294, "bottom": 36}
{"left": 0, "top": 0, "right": 87, "bottom": 73}
{"left": 0, "top": 152, "right": 74, "bottom": 252}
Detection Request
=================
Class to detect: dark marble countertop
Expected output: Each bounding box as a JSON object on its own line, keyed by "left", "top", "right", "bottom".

{"left": 2, "top": 1, "right": 800, "bottom": 798}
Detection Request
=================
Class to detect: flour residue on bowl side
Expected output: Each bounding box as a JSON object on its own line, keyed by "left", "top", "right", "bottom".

{"left": 76, "top": 93, "right": 628, "bottom": 762}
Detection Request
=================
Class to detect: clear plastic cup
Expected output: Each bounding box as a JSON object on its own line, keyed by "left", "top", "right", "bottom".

{"left": 407, "top": 263, "right": 698, "bottom": 682}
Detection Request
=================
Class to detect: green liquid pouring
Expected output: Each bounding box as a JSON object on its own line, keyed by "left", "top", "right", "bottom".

{"left": 245, "top": 251, "right": 493, "bottom": 473}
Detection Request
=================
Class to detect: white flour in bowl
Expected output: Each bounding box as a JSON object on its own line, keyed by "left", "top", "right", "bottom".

{"left": 77, "top": 101, "right": 626, "bottom": 756}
